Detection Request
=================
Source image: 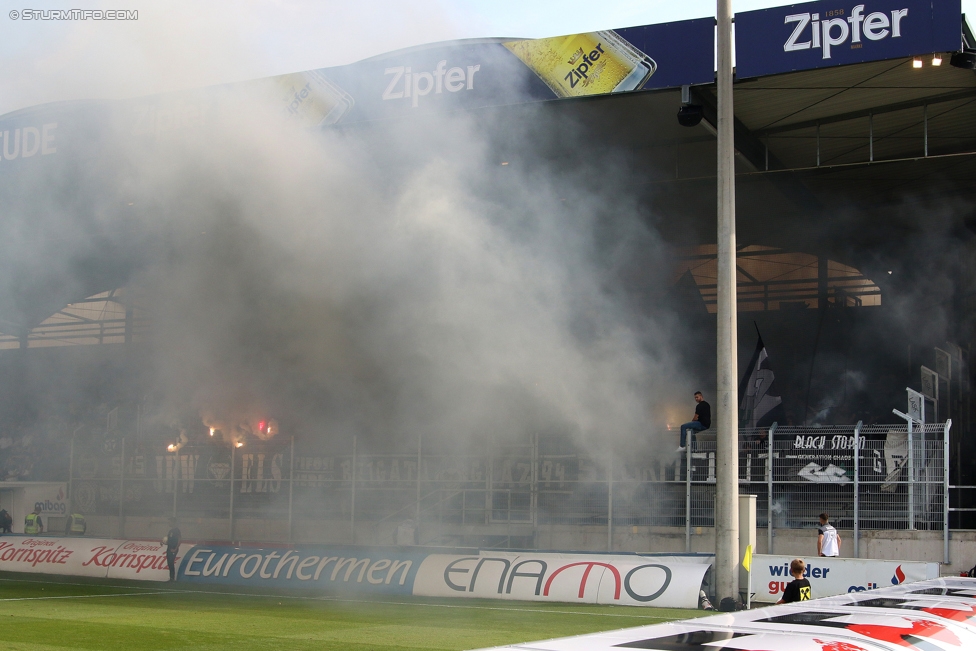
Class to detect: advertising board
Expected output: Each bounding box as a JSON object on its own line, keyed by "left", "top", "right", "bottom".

{"left": 0, "top": 17, "right": 715, "bottom": 179}
{"left": 22, "top": 483, "right": 69, "bottom": 519}
{"left": 236, "top": 18, "right": 717, "bottom": 125}
{"left": 412, "top": 552, "right": 709, "bottom": 608}
{"left": 0, "top": 536, "right": 189, "bottom": 581}
{"left": 0, "top": 536, "right": 707, "bottom": 606}
{"left": 735, "top": 0, "right": 962, "bottom": 79}
{"left": 752, "top": 554, "right": 939, "bottom": 603}
{"left": 176, "top": 544, "right": 427, "bottom": 594}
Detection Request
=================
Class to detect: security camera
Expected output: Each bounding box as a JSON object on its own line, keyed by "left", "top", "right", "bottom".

{"left": 677, "top": 84, "right": 704, "bottom": 127}
{"left": 950, "top": 51, "right": 976, "bottom": 70}
{"left": 677, "top": 104, "right": 704, "bottom": 127}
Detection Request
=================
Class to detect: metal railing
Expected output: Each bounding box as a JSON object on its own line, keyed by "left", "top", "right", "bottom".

{"left": 59, "top": 423, "right": 950, "bottom": 554}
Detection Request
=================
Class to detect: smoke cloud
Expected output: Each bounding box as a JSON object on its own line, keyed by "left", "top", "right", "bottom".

{"left": 111, "top": 95, "right": 691, "bottom": 457}
{"left": 0, "top": 0, "right": 463, "bottom": 115}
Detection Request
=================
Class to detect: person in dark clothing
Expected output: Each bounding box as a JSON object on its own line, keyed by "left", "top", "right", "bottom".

{"left": 162, "top": 518, "right": 182, "bottom": 582}
{"left": 677, "top": 391, "right": 711, "bottom": 451}
{"left": 777, "top": 558, "right": 812, "bottom": 604}
{"left": 0, "top": 509, "right": 12, "bottom": 534}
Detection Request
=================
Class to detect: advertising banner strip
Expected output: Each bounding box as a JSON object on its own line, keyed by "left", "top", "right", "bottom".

{"left": 0, "top": 19, "right": 714, "bottom": 162}
{"left": 753, "top": 554, "right": 939, "bottom": 603}
{"left": 177, "top": 544, "right": 428, "bottom": 595}
{"left": 0, "top": 536, "right": 188, "bottom": 581}
{"left": 412, "top": 553, "right": 709, "bottom": 608}
{"left": 0, "top": 537, "right": 708, "bottom": 606}
{"left": 475, "top": 576, "right": 976, "bottom": 651}
{"left": 735, "top": 0, "right": 963, "bottom": 79}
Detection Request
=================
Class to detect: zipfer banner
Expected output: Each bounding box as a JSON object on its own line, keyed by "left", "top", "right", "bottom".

{"left": 735, "top": 0, "right": 963, "bottom": 79}
{"left": 0, "top": 18, "right": 714, "bottom": 159}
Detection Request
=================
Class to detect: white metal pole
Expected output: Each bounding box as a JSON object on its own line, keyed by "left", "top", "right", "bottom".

{"left": 416, "top": 432, "right": 422, "bottom": 524}
{"left": 747, "top": 562, "right": 752, "bottom": 609}
{"left": 907, "top": 419, "right": 915, "bottom": 530}
{"left": 686, "top": 445, "right": 692, "bottom": 552}
{"left": 119, "top": 438, "right": 125, "bottom": 538}
{"left": 715, "top": 0, "right": 740, "bottom": 604}
{"left": 172, "top": 449, "right": 178, "bottom": 518}
{"left": 351, "top": 435, "right": 357, "bottom": 544}
{"left": 229, "top": 445, "right": 235, "bottom": 540}
{"left": 533, "top": 432, "right": 539, "bottom": 538}
{"left": 485, "top": 439, "right": 492, "bottom": 525}
{"left": 853, "top": 420, "right": 862, "bottom": 557}
{"left": 767, "top": 423, "right": 776, "bottom": 554}
{"left": 68, "top": 428, "right": 79, "bottom": 509}
{"left": 946, "top": 357, "right": 952, "bottom": 424}
{"left": 944, "top": 419, "right": 952, "bottom": 564}
{"left": 288, "top": 436, "right": 295, "bottom": 542}
{"left": 607, "top": 449, "right": 613, "bottom": 552}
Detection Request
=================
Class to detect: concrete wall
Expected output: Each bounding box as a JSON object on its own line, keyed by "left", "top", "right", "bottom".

{"left": 0, "top": 481, "right": 68, "bottom": 534}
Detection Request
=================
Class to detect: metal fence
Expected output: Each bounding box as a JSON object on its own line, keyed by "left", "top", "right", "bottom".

{"left": 65, "top": 422, "right": 949, "bottom": 553}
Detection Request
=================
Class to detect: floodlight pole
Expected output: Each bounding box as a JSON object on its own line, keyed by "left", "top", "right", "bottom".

{"left": 715, "top": 0, "right": 740, "bottom": 605}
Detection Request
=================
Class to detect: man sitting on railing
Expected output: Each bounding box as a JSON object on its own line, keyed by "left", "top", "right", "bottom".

{"left": 677, "top": 391, "right": 711, "bottom": 452}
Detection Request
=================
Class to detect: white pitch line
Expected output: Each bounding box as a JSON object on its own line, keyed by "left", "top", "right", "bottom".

{"left": 123, "top": 588, "right": 691, "bottom": 619}
{"left": 0, "top": 591, "right": 172, "bottom": 602}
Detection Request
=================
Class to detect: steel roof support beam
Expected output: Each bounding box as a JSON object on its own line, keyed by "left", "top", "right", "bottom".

{"left": 691, "top": 85, "right": 825, "bottom": 213}
{"left": 760, "top": 88, "right": 976, "bottom": 136}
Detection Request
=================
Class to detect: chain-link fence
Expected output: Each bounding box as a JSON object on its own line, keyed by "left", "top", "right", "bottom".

{"left": 64, "top": 422, "right": 949, "bottom": 550}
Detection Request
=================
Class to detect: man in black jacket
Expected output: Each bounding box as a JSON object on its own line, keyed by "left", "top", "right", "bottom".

{"left": 163, "top": 518, "right": 182, "bottom": 582}
{"left": 677, "top": 391, "right": 711, "bottom": 451}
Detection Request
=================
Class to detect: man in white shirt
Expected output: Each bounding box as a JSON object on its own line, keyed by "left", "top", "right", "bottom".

{"left": 817, "top": 512, "right": 841, "bottom": 557}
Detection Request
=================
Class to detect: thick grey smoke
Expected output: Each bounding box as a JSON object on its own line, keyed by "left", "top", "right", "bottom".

{"left": 0, "top": 0, "right": 463, "bottom": 115}
{"left": 100, "top": 91, "right": 693, "bottom": 457}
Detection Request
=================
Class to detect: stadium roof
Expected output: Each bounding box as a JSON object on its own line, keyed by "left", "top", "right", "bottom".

{"left": 0, "top": 6, "right": 973, "bottom": 336}
{"left": 620, "top": 53, "right": 976, "bottom": 258}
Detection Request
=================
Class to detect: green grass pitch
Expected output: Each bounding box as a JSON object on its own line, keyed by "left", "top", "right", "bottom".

{"left": 0, "top": 573, "right": 706, "bottom": 650}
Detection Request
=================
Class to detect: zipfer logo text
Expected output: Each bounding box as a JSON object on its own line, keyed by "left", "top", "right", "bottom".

{"left": 784, "top": 4, "right": 908, "bottom": 59}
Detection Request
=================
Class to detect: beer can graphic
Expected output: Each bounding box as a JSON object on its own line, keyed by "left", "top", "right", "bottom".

{"left": 504, "top": 30, "right": 656, "bottom": 98}
{"left": 273, "top": 70, "right": 354, "bottom": 127}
